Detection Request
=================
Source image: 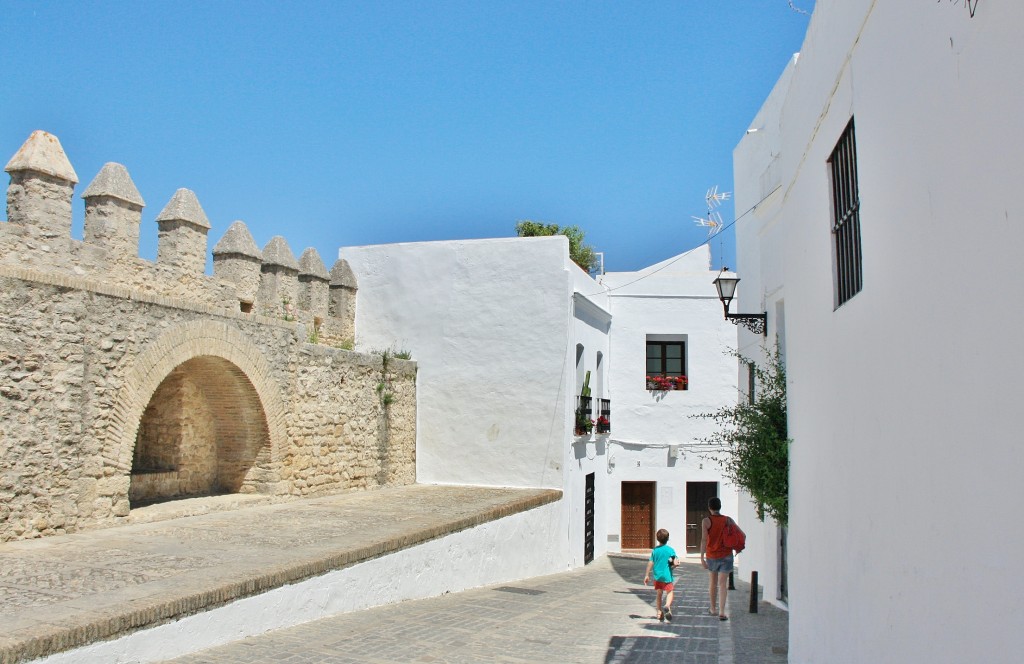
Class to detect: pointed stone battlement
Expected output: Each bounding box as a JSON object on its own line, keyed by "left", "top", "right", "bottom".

{"left": 213, "top": 220, "right": 263, "bottom": 309}
{"left": 155, "top": 188, "right": 210, "bottom": 274}
{"left": 1, "top": 129, "right": 357, "bottom": 335}
{"left": 82, "top": 162, "right": 145, "bottom": 261}
{"left": 4, "top": 130, "right": 78, "bottom": 239}
{"left": 327, "top": 258, "right": 358, "bottom": 343}
{"left": 298, "top": 247, "right": 330, "bottom": 320}
{"left": 258, "top": 236, "right": 300, "bottom": 319}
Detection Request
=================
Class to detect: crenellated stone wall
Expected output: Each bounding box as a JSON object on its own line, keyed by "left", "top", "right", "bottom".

{"left": 0, "top": 130, "right": 413, "bottom": 542}
{"left": 0, "top": 131, "right": 358, "bottom": 344}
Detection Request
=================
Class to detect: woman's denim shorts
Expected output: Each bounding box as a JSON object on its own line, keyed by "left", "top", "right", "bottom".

{"left": 706, "top": 555, "right": 734, "bottom": 573}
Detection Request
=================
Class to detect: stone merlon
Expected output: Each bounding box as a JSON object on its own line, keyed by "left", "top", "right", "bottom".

{"left": 298, "top": 248, "right": 330, "bottom": 281}
{"left": 213, "top": 221, "right": 262, "bottom": 259}
{"left": 330, "top": 259, "right": 357, "bottom": 288}
{"left": 155, "top": 188, "right": 210, "bottom": 229}
{"left": 4, "top": 130, "right": 79, "bottom": 183}
{"left": 262, "top": 236, "right": 299, "bottom": 272}
{"left": 82, "top": 163, "right": 145, "bottom": 209}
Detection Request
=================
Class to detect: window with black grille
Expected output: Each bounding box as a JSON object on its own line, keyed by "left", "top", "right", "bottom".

{"left": 829, "top": 118, "right": 862, "bottom": 307}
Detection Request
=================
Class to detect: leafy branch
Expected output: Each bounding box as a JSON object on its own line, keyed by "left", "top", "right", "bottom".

{"left": 694, "top": 344, "right": 790, "bottom": 526}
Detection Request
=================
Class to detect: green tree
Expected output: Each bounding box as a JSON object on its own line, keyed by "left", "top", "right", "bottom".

{"left": 515, "top": 220, "right": 598, "bottom": 272}
{"left": 695, "top": 345, "right": 790, "bottom": 525}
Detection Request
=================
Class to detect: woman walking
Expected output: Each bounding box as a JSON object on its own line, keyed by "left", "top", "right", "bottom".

{"left": 700, "top": 496, "right": 736, "bottom": 620}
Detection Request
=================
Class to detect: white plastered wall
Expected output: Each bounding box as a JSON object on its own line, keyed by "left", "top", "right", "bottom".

{"left": 734, "top": 1, "right": 1024, "bottom": 661}
{"left": 341, "top": 237, "right": 614, "bottom": 569}
{"left": 341, "top": 237, "right": 572, "bottom": 490}
{"left": 730, "top": 53, "right": 799, "bottom": 609}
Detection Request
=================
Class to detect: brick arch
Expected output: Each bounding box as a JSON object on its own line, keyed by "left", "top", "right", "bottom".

{"left": 108, "top": 320, "right": 289, "bottom": 497}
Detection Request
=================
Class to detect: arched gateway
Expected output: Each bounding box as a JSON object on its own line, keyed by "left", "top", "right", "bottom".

{"left": 105, "top": 321, "right": 290, "bottom": 507}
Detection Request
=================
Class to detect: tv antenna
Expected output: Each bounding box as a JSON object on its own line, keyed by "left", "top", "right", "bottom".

{"left": 692, "top": 185, "right": 731, "bottom": 238}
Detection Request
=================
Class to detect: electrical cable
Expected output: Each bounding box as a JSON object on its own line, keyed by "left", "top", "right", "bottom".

{"left": 584, "top": 185, "right": 781, "bottom": 297}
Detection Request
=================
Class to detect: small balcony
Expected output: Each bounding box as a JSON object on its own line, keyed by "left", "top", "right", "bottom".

{"left": 575, "top": 396, "right": 611, "bottom": 435}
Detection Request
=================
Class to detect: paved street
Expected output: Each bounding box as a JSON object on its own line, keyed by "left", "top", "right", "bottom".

{"left": 165, "top": 556, "right": 788, "bottom": 664}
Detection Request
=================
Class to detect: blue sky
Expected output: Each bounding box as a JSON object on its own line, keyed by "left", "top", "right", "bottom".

{"left": 1, "top": 1, "right": 812, "bottom": 273}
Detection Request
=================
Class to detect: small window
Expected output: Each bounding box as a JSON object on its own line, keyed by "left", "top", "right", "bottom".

{"left": 645, "top": 335, "right": 688, "bottom": 390}
{"left": 829, "top": 118, "right": 863, "bottom": 307}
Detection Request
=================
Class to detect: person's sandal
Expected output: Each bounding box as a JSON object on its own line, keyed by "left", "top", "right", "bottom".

{"left": 665, "top": 607, "right": 673, "bottom": 621}
{"left": 719, "top": 615, "right": 728, "bottom": 621}
{"left": 658, "top": 611, "right": 665, "bottom": 622}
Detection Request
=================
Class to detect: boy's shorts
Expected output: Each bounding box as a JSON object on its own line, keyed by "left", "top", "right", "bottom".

{"left": 654, "top": 581, "right": 674, "bottom": 591}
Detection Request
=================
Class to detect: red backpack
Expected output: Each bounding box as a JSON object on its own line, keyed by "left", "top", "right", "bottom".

{"left": 720, "top": 517, "right": 746, "bottom": 553}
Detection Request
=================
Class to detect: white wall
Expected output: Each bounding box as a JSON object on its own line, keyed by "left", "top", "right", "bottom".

{"left": 341, "top": 237, "right": 572, "bottom": 489}
{"left": 342, "top": 236, "right": 614, "bottom": 569}
{"left": 599, "top": 246, "right": 739, "bottom": 555}
{"left": 729, "top": 53, "right": 800, "bottom": 609}
{"left": 735, "top": 2, "right": 1024, "bottom": 661}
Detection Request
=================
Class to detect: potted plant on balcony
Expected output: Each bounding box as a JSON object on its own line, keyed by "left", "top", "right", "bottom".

{"left": 575, "top": 408, "right": 595, "bottom": 436}
{"left": 595, "top": 415, "right": 611, "bottom": 434}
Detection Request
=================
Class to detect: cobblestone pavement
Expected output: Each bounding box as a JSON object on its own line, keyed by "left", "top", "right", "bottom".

{"left": 165, "top": 556, "right": 788, "bottom": 664}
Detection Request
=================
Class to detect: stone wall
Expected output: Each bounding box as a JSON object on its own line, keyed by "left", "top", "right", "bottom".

{"left": 1, "top": 131, "right": 358, "bottom": 344}
{"left": 0, "top": 130, "right": 415, "bottom": 542}
{"left": 0, "top": 267, "right": 416, "bottom": 541}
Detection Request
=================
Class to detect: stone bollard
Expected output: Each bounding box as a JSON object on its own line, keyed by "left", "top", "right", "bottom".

{"left": 749, "top": 570, "right": 759, "bottom": 613}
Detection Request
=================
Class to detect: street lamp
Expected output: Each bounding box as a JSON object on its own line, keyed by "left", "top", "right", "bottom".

{"left": 713, "top": 268, "right": 767, "bottom": 336}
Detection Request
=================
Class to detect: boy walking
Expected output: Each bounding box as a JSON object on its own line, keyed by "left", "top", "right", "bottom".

{"left": 643, "top": 528, "right": 677, "bottom": 621}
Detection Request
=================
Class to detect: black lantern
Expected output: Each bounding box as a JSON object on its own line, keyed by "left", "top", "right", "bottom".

{"left": 713, "top": 269, "right": 767, "bottom": 336}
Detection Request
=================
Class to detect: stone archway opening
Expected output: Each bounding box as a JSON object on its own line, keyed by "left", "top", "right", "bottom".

{"left": 129, "top": 355, "right": 271, "bottom": 508}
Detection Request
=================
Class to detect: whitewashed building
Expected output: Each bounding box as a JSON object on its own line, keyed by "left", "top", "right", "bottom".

{"left": 733, "top": 2, "right": 1024, "bottom": 662}
{"left": 600, "top": 248, "right": 739, "bottom": 557}
{"left": 341, "top": 237, "right": 738, "bottom": 572}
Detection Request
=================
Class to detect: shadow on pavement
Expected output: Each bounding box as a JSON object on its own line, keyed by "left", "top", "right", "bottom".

{"left": 604, "top": 634, "right": 716, "bottom": 663}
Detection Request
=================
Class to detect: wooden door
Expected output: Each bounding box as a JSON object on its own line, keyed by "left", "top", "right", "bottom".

{"left": 584, "top": 473, "right": 595, "bottom": 564}
{"left": 621, "top": 482, "right": 655, "bottom": 550}
{"left": 685, "top": 481, "right": 719, "bottom": 553}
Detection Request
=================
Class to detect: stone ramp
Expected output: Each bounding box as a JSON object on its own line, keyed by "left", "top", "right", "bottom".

{"left": 0, "top": 485, "right": 561, "bottom": 664}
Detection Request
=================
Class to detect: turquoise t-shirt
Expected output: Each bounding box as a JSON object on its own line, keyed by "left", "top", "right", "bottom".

{"left": 650, "top": 543, "right": 677, "bottom": 583}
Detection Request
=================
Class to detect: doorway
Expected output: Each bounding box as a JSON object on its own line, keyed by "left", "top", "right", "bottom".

{"left": 685, "top": 481, "right": 719, "bottom": 553}
{"left": 584, "top": 473, "right": 595, "bottom": 564}
{"left": 620, "top": 482, "right": 655, "bottom": 550}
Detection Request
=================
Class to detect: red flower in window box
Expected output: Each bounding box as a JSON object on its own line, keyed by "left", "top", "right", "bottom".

{"left": 646, "top": 375, "right": 688, "bottom": 391}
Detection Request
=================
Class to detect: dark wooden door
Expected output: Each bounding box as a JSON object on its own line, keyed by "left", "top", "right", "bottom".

{"left": 621, "top": 482, "right": 655, "bottom": 550}
{"left": 685, "top": 481, "right": 719, "bottom": 553}
{"left": 584, "top": 473, "right": 595, "bottom": 564}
